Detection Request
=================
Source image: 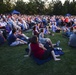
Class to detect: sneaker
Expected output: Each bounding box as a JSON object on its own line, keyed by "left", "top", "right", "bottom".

{"left": 56, "top": 47, "right": 62, "bottom": 50}
{"left": 56, "top": 40, "right": 60, "bottom": 46}
{"left": 24, "top": 55, "right": 29, "bottom": 57}
{"left": 59, "top": 48, "right": 62, "bottom": 50}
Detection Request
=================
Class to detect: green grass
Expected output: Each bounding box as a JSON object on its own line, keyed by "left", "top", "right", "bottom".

{"left": 0, "top": 31, "right": 76, "bottom": 75}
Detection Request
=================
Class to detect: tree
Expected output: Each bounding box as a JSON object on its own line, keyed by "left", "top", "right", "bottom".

{"left": 0, "top": 0, "right": 3, "bottom": 2}
{"left": 45, "top": 2, "right": 53, "bottom": 15}
{"left": 35, "top": 0, "right": 45, "bottom": 14}
{"left": 53, "top": 0, "right": 63, "bottom": 15}
{"left": 25, "top": 2, "right": 36, "bottom": 14}
{"left": 72, "top": 1, "right": 76, "bottom": 15}
{"left": 0, "top": 2, "right": 6, "bottom": 14}
{"left": 23, "top": 0, "right": 45, "bottom": 15}
{"left": 15, "top": 0, "right": 26, "bottom": 14}
{"left": 73, "top": 0, "right": 75, "bottom": 2}
{"left": 0, "top": 0, "right": 14, "bottom": 14}
{"left": 62, "top": 0, "right": 70, "bottom": 15}
{"left": 5, "top": 0, "right": 14, "bottom": 13}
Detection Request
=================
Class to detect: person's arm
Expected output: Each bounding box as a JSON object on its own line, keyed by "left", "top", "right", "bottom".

{"left": 39, "top": 43, "right": 47, "bottom": 50}
{"left": 16, "top": 38, "right": 27, "bottom": 44}
{"left": 16, "top": 38, "right": 22, "bottom": 41}
{"left": 24, "top": 44, "right": 31, "bottom": 57}
{"left": 24, "top": 49, "right": 31, "bottom": 57}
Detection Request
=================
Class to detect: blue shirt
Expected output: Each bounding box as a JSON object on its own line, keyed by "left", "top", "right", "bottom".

{"left": 69, "top": 33, "right": 76, "bottom": 47}
{"left": 8, "top": 33, "right": 16, "bottom": 45}
{"left": 52, "top": 24, "right": 57, "bottom": 32}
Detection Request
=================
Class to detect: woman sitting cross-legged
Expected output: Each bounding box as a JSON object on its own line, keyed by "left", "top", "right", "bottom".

{"left": 24, "top": 35, "right": 61, "bottom": 61}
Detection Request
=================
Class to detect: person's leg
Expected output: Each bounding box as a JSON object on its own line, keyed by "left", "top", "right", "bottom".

{"left": 51, "top": 50, "right": 61, "bottom": 61}
{"left": 46, "top": 38, "right": 61, "bottom": 47}
{"left": 19, "top": 40, "right": 27, "bottom": 44}
{"left": 44, "top": 42, "right": 50, "bottom": 49}
{"left": 42, "top": 49, "right": 52, "bottom": 59}
{"left": 10, "top": 41, "right": 20, "bottom": 46}
{"left": 46, "top": 38, "right": 54, "bottom": 48}
{"left": 21, "top": 34, "right": 29, "bottom": 39}
{"left": 10, "top": 40, "right": 26, "bottom": 46}
{"left": 42, "top": 48, "right": 60, "bottom": 61}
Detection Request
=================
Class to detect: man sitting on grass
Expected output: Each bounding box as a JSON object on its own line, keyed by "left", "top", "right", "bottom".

{"left": 0, "top": 31, "right": 6, "bottom": 45}
{"left": 68, "top": 26, "right": 76, "bottom": 47}
{"left": 8, "top": 28, "right": 27, "bottom": 46}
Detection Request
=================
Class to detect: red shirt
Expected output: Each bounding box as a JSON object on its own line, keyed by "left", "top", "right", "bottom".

{"left": 65, "top": 18, "right": 69, "bottom": 23}
{"left": 30, "top": 43, "right": 45, "bottom": 59}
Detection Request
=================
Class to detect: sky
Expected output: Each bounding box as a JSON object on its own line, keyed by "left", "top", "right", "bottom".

{"left": 23, "top": 0, "right": 73, "bottom": 4}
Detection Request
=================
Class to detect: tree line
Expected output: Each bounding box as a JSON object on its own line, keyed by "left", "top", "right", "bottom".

{"left": 0, "top": 0, "right": 76, "bottom": 15}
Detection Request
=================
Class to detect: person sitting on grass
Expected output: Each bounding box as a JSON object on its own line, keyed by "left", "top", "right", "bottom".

{"left": 62, "top": 23, "right": 73, "bottom": 37}
{"left": 8, "top": 28, "right": 29, "bottom": 44}
{"left": 44, "top": 26, "right": 51, "bottom": 35}
{"left": 7, "top": 28, "right": 27, "bottom": 46}
{"left": 39, "top": 28, "right": 59, "bottom": 48}
{"left": 32, "top": 26, "right": 39, "bottom": 37}
{"left": 24, "top": 35, "right": 61, "bottom": 61}
{"left": 68, "top": 26, "right": 76, "bottom": 47}
{"left": 16, "top": 29, "right": 29, "bottom": 43}
{"left": 51, "top": 22, "right": 61, "bottom": 33}
{"left": 0, "top": 31, "right": 6, "bottom": 45}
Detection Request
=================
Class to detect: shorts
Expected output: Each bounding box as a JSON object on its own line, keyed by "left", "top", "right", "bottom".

{"left": 42, "top": 48, "right": 53, "bottom": 60}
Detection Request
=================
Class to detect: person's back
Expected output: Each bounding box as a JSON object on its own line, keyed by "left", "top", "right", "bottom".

{"left": 52, "top": 24, "right": 57, "bottom": 32}
{"left": 30, "top": 43, "right": 45, "bottom": 59}
{"left": 39, "top": 32, "right": 44, "bottom": 39}
{"left": 69, "top": 32, "right": 76, "bottom": 47}
{"left": 39, "top": 29, "right": 46, "bottom": 44}
{"left": 32, "top": 26, "right": 39, "bottom": 37}
{"left": 0, "top": 33, "right": 6, "bottom": 45}
{"left": 8, "top": 33, "right": 16, "bottom": 45}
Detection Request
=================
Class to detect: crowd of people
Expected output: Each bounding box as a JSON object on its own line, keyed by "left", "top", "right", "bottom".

{"left": 0, "top": 14, "right": 76, "bottom": 61}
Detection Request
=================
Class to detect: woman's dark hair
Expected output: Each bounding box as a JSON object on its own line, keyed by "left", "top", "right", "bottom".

{"left": 33, "top": 26, "right": 36, "bottom": 31}
{"left": 31, "top": 35, "right": 38, "bottom": 44}
{"left": 12, "top": 28, "right": 16, "bottom": 34}
{"left": 70, "top": 27, "right": 73, "bottom": 32}
{"left": 40, "top": 28, "right": 44, "bottom": 33}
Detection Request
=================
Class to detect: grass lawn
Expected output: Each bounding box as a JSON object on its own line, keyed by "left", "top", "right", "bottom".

{"left": 0, "top": 31, "right": 76, "bottom": 75}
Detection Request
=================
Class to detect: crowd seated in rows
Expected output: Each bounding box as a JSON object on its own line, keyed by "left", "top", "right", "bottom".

{"left": 0, "top": 14, "right": 76, "bottom": 48}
